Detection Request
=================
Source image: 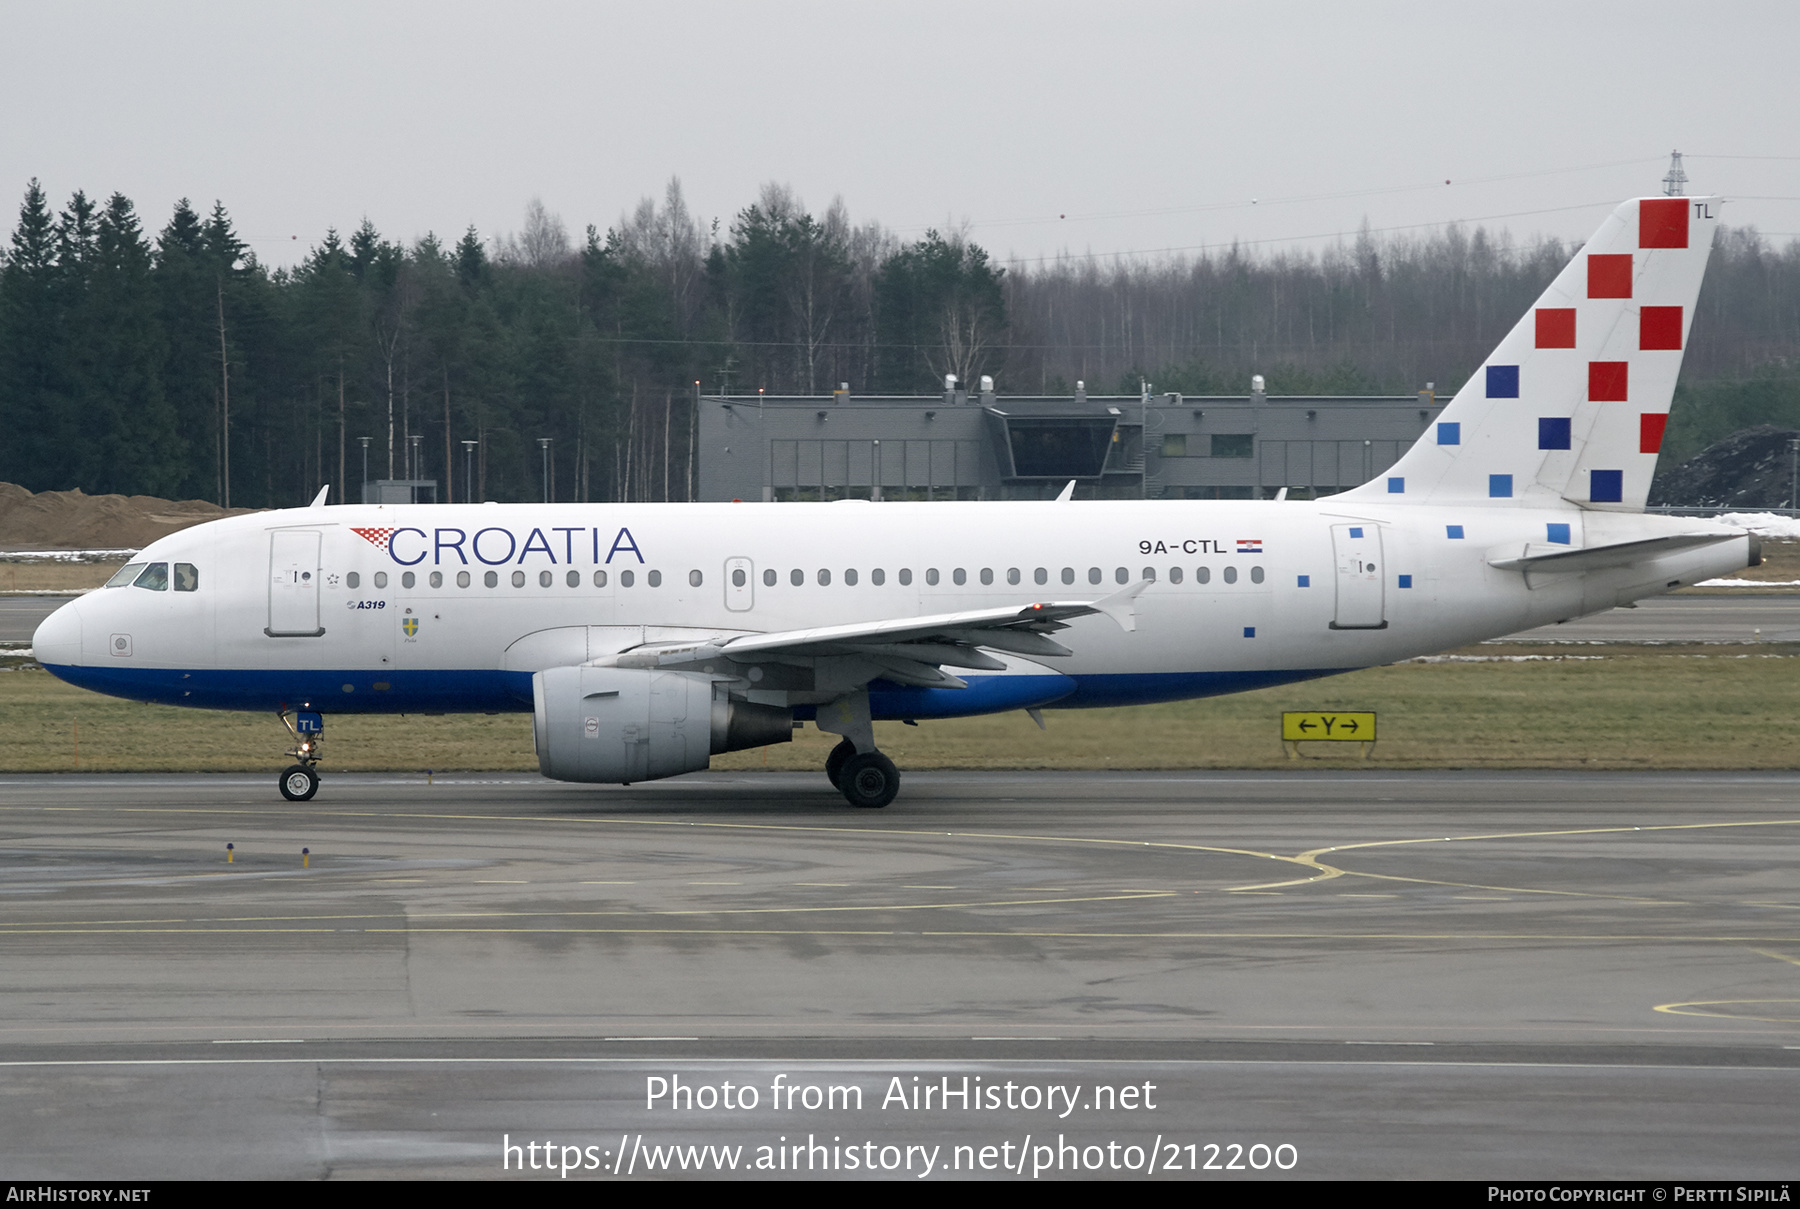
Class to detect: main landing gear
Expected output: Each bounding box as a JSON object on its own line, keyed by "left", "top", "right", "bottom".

{"left": 277, "top": 708, "right": 324, "bottom": 802}
{"left": 817, "top": 692, "right": 900, "bottom": 809}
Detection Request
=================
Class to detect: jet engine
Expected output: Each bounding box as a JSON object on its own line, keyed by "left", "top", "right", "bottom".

{"left": 532, "top": 666, "right": 792, "bottom": 784}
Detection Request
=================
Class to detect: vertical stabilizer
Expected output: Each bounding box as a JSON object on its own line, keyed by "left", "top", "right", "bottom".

{"left": 1347, "top": 196, "right": 1719, "bottom": 511}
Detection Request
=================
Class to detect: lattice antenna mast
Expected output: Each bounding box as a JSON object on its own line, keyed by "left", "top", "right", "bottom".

{"left": 1662, "top": 150, "right": 1688, "bottom": 197}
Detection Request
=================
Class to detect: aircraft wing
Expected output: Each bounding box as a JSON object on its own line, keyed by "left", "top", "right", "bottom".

{"left": 596, "top": 580, "right": 1147, "bottom": 688}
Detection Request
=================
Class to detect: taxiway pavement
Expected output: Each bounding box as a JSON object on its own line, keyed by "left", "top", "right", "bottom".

{"left": 2, "top": 771, "right": 1796, "bottom": 1179}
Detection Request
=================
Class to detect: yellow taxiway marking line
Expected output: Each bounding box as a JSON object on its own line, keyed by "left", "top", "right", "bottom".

{"left": 0, "top": 892, "right": 1180, "bottom": 930}
{"left": 1747, "top": 947, "right": 1800, "bottom": 969}
{"left": 13, "top": 804, "right": 1798, "bottom": 905}
{"left": 1653, "top": 999, "right": 1800, "bottom": 1024}
{"left": 6, "top": 926, "right": 1800, "bottom": 943}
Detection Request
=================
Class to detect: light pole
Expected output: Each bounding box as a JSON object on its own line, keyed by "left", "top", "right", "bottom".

{"left": 462, "top": 440, "right": 477, "bottom": 505}
{"left": 357, "top": 436, "right": 371, "bottom": 503}
{"left": 1790, "top": 437, "right": 1798, "bottom": 511}
{"left": 408, "top": 433, "right": 423, "bottom": 499}
{"left": 538, "top": 438, "right": 553, "bottom": 503}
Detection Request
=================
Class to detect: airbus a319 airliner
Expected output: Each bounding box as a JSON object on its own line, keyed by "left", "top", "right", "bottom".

{"left": 33, "top": 196, "right": 1757, "bottom": 807}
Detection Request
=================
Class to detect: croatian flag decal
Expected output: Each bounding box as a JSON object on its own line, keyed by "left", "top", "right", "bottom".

{"left": 351, "top": 527, "right": 396, "bottom": 550}
{"left": 1237, "top": 539, "right": 1263, "bottom": 554}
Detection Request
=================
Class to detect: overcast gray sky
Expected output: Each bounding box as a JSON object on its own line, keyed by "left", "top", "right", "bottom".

{"left": 4, "top": 1, "right": 1796, "bottom": 269}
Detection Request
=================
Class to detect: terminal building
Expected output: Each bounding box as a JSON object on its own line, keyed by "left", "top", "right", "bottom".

{"left": 696, "top": 377, "right": 1445, "bottom": 502}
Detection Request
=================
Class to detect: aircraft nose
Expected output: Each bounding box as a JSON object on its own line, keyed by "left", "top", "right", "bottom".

{"left": 32, "top": 599, "right": 83, "bottom": 667}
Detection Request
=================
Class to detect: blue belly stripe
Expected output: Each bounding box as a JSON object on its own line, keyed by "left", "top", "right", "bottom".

{"left": 42, "top": 663, "right": 1346, "bottom": 719}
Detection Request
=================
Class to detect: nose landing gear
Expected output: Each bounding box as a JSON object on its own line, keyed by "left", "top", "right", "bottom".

{"left": 277, "top": 708, "right": 324, "bottom": 802}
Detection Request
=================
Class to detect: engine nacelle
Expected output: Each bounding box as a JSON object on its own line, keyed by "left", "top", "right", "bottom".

{"left": 532, "top": 666, "right": 792, "bottom": 784}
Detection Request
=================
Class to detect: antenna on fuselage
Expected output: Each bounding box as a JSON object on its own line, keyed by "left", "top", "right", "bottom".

{"left": 309, "top": 485, "right": 330, "bottom": 508}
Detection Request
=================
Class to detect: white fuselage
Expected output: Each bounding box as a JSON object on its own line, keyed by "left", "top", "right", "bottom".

{"left": 33, "top": 497, "right": 1754, "bottom": 720}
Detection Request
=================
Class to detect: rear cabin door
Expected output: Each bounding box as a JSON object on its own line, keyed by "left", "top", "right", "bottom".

{"left": 267, "top": 530, "right": 324, "bottom": 636}
{"left": 1329, "top": 524, "right": 1387, "bottom": 630}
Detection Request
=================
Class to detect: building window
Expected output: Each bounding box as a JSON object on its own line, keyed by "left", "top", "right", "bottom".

{"left": 1211, "top": 434, "right": 1254, "bottom": 458}
{"left": 1161, "top": 434, "right": 1187, "bottom": 457}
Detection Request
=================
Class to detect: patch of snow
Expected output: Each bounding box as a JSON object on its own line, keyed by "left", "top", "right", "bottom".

{"left": 1717, "top": 512, "right": 1800, "bottom": 538}
{"left": 1696, "top": 578, "right": 1800, "bottom": 587}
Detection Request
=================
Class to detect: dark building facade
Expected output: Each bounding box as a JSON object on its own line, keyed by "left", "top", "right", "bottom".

{"left": 697, "top": 380, "right": 1444, "bottom": 502}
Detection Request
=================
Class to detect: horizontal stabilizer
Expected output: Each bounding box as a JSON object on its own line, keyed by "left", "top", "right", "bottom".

{"left": 1487, "top": 532, "right": 1739, "bottom": 574}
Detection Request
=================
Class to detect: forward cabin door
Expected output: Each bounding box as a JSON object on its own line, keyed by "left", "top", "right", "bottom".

{"left": 1329, "top": 523, "right": 1387, "bottom": 630}
{"left": 267, "top": 530, "right": 325, "bottom": 637}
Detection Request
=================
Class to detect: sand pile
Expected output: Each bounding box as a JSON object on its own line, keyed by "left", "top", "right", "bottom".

{"left": 0, "top": 483, "right": 259, "bottom": 551}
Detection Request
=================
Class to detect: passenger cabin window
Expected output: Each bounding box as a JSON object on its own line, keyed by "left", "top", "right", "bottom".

{"left": 402, "top": 571, "right": 416, "bottom": 589}
{"left": 173, "top": 563, "right": 199, "bottom": 592}
{"left": 1088, "top": 567, "right": 1102, "bottom": 585}
{"left": 690, "top": 570, "right": 704, "bottom": 587}
{"left": 844, "top": 569, "right": 858, "bottom": 586}
{"left": 1034, "top": 568, "right": 1047, "bottom": 585}
{"left": 430, "top": 571, "right": 444, "bottom": 588}
{"left": 347, "top": 571, "right": 361, "bottom": 589}
{"left": 592, "top": 570, "right": 607, "bottom": 587}
{"left": 484, "top": 571, "right": 498, "bottom": 588}
{"left": 373, "top": 571, "right": 388, "bottom": 589}
{"left": 898, "top": 569, "right": 913, "bottom": 586}
{"left": 133, "top": 563, "right": 168, "bottom": 591}
{"left": 952, "top": 568, "right": 966, "bottom": 586}
{"left": 1224, "top": 566, "right": 1238, "bottom": 584}
{"left": 620, "top": 570, "right": 634, "bottom": 587}
{"left": 648, "top": 570, "right": 662, "bottom": 587}
{"left": 568, "top": 570, "right": 581, "bottom": 587}
{"left": 763, "top": 568, "right": 776, "bottom": 587}
{"left": 1061, "top": 567, "right": 1074, "bottom": 585}
{"left": 1251, "top": 565, "right": 1265, "bottom": 584}
{"left": 925, "top": 568, "right": 940, "bottom": 586}
{"left": 106, "top": 563, "right": 146, "bottom": 588}
{"left": 1197, "top": 567, "right": 1211, "bottom": 584}
{"left": 790, "top": 569, "right": 803, "bottom": 586}
{"left": 539, "top": 570, "right": 553, "bottom": 588}
{"left": 1169, "top": 567, "right": 1183, "bottom": 584}
{"left": 871, "top": 569, "right": 885, "bottom": 586}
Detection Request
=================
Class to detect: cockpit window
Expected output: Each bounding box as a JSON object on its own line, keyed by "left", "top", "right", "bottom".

{"left": 105, "top": 563, "right": 146, "bottom": 588}
{"left": 132, "top": 562, "right": 169, "bottom": 591}
{"left": 174, "top": 563, "right": 199, "bottom": 592}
